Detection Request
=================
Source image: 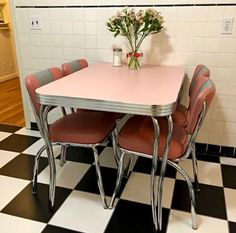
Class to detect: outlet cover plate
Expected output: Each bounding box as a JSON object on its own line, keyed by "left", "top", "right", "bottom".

{"left": 221, "top": 17, "right": 233, "bottom": 34}
{"left": 30, "top": 16, "right": 41, "bottom": 30}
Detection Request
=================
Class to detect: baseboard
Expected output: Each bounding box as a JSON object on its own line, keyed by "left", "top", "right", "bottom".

{"left": 196, "top": 143, "right": 235, "bottom": 158}
{"left": 30, "top": 122, "right": 38, "bottom": 131}
{"left": 0, "top": 72, "right": 18, "bottom": 83}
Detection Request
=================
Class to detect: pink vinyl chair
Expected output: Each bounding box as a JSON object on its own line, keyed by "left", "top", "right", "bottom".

{"left": 61, "top": 59, "right": 88, "bottom": 76}
{"left": 25, "top": 67, "right": 117, "bottom": 209}
{"left": 172, "top": 65, "right": 210, "bottom": 191}
{"left": 172, "top": 64, "right": 210, "bottom": 127}
{"left": 110, "top": 78, "right": 216, "bottom": 231}
{"left": 61, "top": 59, "right": 125, "bottom": 166}
{"left": 61, "top": 59, "right": 89, "bottom": 114}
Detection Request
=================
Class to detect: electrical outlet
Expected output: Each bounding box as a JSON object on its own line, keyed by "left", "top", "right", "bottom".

{"left": 30, "top": 16, "right": 41, "bottom": 30}
{"left": 221, "top": 17, "right": 233, "bottom": 34}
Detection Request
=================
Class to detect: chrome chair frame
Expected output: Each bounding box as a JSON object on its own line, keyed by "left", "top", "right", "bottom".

{"left": 110, "top": 101, "right": 208, "bottom": 231}
{"left": 34, "top": 104, "right": 117, "bottom": 209}
{"left": 28, "top": 84, "right": 117, "bottom": 210}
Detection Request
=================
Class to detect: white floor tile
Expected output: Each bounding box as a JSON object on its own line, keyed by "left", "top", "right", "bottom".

{"left": 121, "top": 172, "right": 175, "bottom": 208}
{"left": 23, "top": 139, "right": 45, "bottom": 156}
{"left": 15, "top": 128, "right": 41, "bottom": 137}
{"left": 0, "top": 213, "right": 46, "bottom": 233}
{"left": 0, "top": 132, "right": 11, "bottom": 141}
{"left": 176, "top": 159, "right": 223, "bottom": 186}
{"left": 0, "top": 150, "right": 19, "bottom": 168}
{"left": 99, "top": 147, "right": 138, "bottom": 171}
{"left": 49, "top": 190, "right": 114, "bottom": 233}
{"left": 23, "top": 139, "right": 61, "bottom": 158}
{"left": 224, "top": 188, "right": 236, "bottom": 222}
{"left": 99, "top": 147, "right": 117, "bottom": 168}
{"left": 38, "top": 160, "right": 90, "bottom": 189}
{"left": 0, "top": 175, "right": 30, "bottom": 210}
{"left": 167, "top": 210, "right": 228, "bottom": 233}
{"left": 220, "top": 156, "right": 236, "bottom": 166}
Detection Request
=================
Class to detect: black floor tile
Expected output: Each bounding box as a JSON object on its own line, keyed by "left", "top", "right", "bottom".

{"left": 59, "top": 146, "right": 105, "bottom": 164}
{"left": 75, "top": 165, "right": 128, "bottom": 197}
{"left": 42, "top": 225, "right": 82, "bottom": 233}
{"left": 0, "top": 134, "right": 40, "bottom": 152}
{"left": 133, "top": 157, "right": 177, "bottom": 178}
{"left": 105, "top": 199, "right": 169, "bottom": 233}
{"left": 0, "top": 124, "right": 21, "bottom": 133}
{"left": 0, "top": 125, "right": 235, "bottom": 233}
{"left": 229, "top": 221, "right": 236, "bottom": 233}
{"left": 221, "top": 164, "right": 236, "bottom": 189}
{"left": 1, "top": 182, "right": 72, "bottom": 223}
{"left": 0, "top": 153, "right": 48, "bottom": 180}
{"left": 171, "top": 180, "right": 227, "bottom": 220}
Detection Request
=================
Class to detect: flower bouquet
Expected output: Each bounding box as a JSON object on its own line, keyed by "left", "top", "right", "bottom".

{"left": 107, "top": 7, "right": 164, "bottom": 70}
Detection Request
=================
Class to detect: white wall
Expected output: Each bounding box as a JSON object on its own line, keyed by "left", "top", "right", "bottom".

{"left": 11, "top": 0, "right": 236, "bottom": 147}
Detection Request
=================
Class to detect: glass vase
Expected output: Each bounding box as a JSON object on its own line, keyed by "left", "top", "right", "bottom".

{"left": 127, "top": 52, "right": 143, "bottom": 70}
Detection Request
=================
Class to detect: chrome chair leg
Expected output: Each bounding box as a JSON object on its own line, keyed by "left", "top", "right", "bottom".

{"left": 60, "top": 145, "right": 67, "bottom": 166}
{"left": 191, "top": 143, "right": 200, "bottom": 192}
{"left": 150, "top": 153, "right": 159, "bottom": 231}
{"left": 32, "top": 145, "right": 46, "bottom": 194}
{"left": 109, "top": 151, "right": 125, "bottom": 209}
{"left": 150, "top": 116, "right": 161, "bottom": 231}
{"left": 112, "top": 129, "right": 119, "bottom": 166}
{"left": 169, "top": 161, "right": 198, "bottom": 230}
{"left": 47, "top": 148, "right": 56, "bottom": 210}
{"left": 123, "top": 153, "right": 134, "bottom": 178}
{"left": 155, "top": 115, "right": 172, "bottom": 231}
{"left": 92, "top": 146, "right": 108, "bottom": 209}
{"left": 41, "top": 105, "right": 57, "bottom": 210}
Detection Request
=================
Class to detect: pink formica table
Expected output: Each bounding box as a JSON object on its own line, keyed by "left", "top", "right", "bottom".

{"left": 36, "top": 62, "right": 185, "bottom": 117}
{"left": 36, "top": 62, "right": 185, "bottom": 223}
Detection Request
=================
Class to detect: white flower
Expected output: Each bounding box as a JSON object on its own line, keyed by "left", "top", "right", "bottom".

{"left": 107, "top": 7, "right": 164, "bottom": 51}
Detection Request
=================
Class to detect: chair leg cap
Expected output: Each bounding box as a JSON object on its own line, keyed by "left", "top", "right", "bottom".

{"left": 48, "top": 201, "right": 54, "bottom": 211}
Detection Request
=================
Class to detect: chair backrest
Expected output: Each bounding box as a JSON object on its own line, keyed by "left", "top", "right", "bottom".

{"left": 25, "top": 67, "right": 63, "bottom": 116}
{"left": 186, "top": 79, "right": 215, "bottom": 135}
{"left": 61, "top": 59, "right": 88, "bottom": 76}
{"left": 188, "top": 74, "right": 210, "bottom": 110}
{"left": 189, "top": 64, "right": 210, "bottom": 97}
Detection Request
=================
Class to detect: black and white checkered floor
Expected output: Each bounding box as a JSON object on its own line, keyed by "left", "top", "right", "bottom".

{"left": 0, "top": 123, "right": 236, "bottom": 233}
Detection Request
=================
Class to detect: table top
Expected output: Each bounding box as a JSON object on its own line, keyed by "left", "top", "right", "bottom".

{"left": 36, "top": 62, "right": 185, "bottom": 116}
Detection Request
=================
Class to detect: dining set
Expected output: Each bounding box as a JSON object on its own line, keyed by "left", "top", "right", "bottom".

{"left": 25, "top": 60, "right": 215, "bottom": 232}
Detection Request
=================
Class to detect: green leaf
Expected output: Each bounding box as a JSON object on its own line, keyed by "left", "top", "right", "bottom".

{"left": 114, "top": 30, "right": 120, "bottom": 37}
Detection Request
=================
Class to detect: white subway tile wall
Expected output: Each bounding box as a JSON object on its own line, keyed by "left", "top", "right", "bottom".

{"left": 11, "top": 0, "right": 236, "bottom": 147}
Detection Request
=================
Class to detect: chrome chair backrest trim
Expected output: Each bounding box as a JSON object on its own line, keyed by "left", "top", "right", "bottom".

{"left": 68, "top": 60, "right": 81, "bottom": 73}
{"left": 189, "top": 64, "right": 210, "bottom": 96}
{"left": 33, "top": 69, "right": 54, "bottom": 86}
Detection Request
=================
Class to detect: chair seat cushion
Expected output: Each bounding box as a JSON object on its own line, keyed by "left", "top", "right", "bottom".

{"left": 172, "top": 103, "right": 188, "bottom": 127}
{"left": 118, "top": 115, "right": 188, "bottom": 160}
{"left": 50, "top": 111, "right": 116, "bottom": 144}
{"left": 77, "top": 109, "right": 125, "bottom": 120}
